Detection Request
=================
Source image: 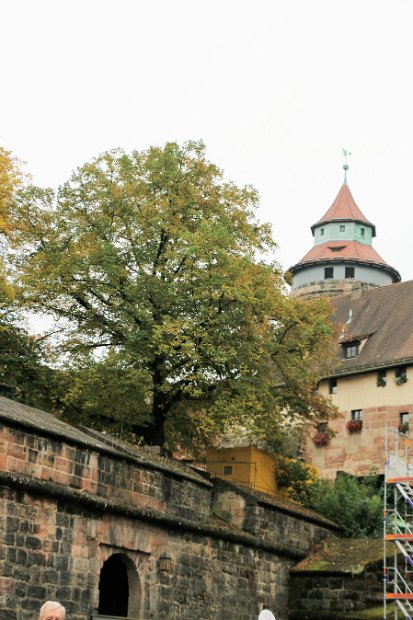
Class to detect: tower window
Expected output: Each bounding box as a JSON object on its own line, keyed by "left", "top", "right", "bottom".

{"left": 324, "top": 267, "right": 334, "bottom": 279}
{"left": 320, "top": 228, "right": 325, "bottom": 236}
{"left": 345, "top": 266, "right": 355, "bottom": 278}
{"left": 340, "top": 225, "right": 345, "bottom": 232}
{"left": 360, "top": 227, "right": 365, "bottom": 237}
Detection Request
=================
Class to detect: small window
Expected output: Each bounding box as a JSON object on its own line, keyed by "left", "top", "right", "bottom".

{"left": 377, "top": 369, "right": 387, "bottom": 387}
{"left": 345, "top": 266, "right": 355, "bottom": 279}
{"left": 351, "top": 409, "right": 363, "bottom": 421}
{"left": 320, "top": 228, "right": 324, "bottom": 236}
{"left": 399, "top": 412, "right": 409, "bottom": 434}
{"left": 223, "top": 465, "right": 232, "bottom": 475}
{"left": 395, "top": 367, "right": 407, "bottom": 384}
{"left": 317, "top": 422, "right": 328, "bottom": 433}
{"left": 325, "top": 267, "right": 334, "bottom": 279}
{"left": 329, "top": 378, "right": 337, "bottom": 394}
{"left": 340, "top": 225, "right": 345, "bottom": 232}
{"left": 360, "top": 227, "right": 365, "bottom": 237}
{"left": 343, "top": 342, "right": 359, "bottom": 358}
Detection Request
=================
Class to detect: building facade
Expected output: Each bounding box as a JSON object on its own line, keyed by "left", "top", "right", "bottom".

{"left": 303, "top": 279, "right": 413, "bottom": 479}
{"left": 285, "top": 165, "right": 412, "bottom": 479}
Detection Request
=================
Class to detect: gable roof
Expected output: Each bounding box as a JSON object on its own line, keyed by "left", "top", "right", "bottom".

{"left": 328, "top": 280, "right": 413, "bottom": 376}
{"left": 311, "top": 184, "right": 375, "bottom": 235}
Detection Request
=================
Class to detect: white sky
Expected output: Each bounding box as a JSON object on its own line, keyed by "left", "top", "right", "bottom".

{"left": 1, "top": 0, "right": 413, "bottom": 281}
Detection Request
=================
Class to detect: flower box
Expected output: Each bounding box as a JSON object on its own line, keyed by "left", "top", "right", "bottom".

{"left": 346, "top": 420, "right": 363, "bottom": 433}
{"left": 312, "top": 432, "right": 329, "bottom": 446}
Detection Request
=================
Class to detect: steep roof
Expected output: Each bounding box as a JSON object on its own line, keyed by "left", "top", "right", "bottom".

{"left": 328, "top": 280, "right": 413, "bottom": 376}
{"left": 312, "top": 183, "right": 375, "bottom": 235}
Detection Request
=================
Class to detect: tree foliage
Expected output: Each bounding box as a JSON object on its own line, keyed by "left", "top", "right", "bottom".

{"left": 278, "top": 460, "right": 383, "bottom": 538}
{"left": 0, "top": 147, "right": 24, "bottom": 307}
{"left": 307, "top": 471, "right": 383, "bottom": 537}
{"left": 5, "top": 141, "right": 337, "bottom": 449}
{"left": 0, "top": 321, "right": 58, "bottom": 410}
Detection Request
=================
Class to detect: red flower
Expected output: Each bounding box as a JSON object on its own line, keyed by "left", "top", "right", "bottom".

{"left": 346, "top": 420, "right": 363, "bottom": 433}
{"left": 312, "top": 432, "right": 329, "bottom": 446}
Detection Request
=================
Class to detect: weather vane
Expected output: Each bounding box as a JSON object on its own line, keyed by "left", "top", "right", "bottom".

{"left": 342, "top": 148, "right": 351, "bottom": 184}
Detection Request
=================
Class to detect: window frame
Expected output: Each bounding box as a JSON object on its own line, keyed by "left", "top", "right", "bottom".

{"left": 343, "top": 342, "right": 359, "bottom": 359}
{"left": 324, "top": 266, "right": 334, "bottom": 279}
{"left": 377, "top": 369, "right": 387, "bottom": 387}
{"left": 329, "top": 378, "right": 337, "bottom": 394}
{"left": 351, "top": 409, "right": 363, "bottom": 421}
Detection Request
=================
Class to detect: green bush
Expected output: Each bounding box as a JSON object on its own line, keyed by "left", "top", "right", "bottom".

{"left": 303, "top": 470, "right": 383, "bottom": 537}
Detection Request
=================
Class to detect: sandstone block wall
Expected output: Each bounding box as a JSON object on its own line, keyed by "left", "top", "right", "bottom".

{"left": 288, "top": 564, "right": 383, "bottom": 619}
{"left": 0, "top": 399, "right": 337, "bottom": 620}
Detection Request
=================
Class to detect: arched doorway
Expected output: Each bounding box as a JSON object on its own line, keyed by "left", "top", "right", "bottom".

{"left": 98, "top": 553, "right": 133, "bottom": 617}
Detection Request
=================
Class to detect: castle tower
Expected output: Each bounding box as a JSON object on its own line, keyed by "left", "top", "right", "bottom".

{"left": 288, "top": 158, "right": 400, "bottom": 299}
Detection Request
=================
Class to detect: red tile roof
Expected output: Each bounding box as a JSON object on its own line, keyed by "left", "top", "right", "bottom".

{"left": 296, "top": 240, "right": 388, "bottom": 266}
{"left": 312, "top": 184, "right": 375, "bottom": 234}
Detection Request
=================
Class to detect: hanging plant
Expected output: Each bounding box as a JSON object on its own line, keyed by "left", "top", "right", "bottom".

{"left": 312, "top": 431, "right": 329, "bottom": 446}
{"left": 395, "top": 375, "right": 408, "bottom": 385}
{"left": 398, "top": 421, "right": 409, "bottom": 433}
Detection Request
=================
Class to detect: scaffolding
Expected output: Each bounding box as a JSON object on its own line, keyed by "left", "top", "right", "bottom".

{"left": 384, "top": 428, "right": 413, "bottom": 619}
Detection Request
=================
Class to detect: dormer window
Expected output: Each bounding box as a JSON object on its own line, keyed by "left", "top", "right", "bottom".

{"left": 343, "top": 341, "right": 359, "bottom": 358}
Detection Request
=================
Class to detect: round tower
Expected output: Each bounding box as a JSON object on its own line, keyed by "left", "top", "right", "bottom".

{"left": 288, "top": 159, "right": 400, "bottom": 299}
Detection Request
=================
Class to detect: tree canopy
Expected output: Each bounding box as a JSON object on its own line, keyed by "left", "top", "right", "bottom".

{"left": 4, "top": 141, "right": 337, "bottom": 450}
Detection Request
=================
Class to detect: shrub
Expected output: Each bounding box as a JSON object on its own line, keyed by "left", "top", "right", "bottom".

{"left": 302, "top": 469, "right": 383, "bottom": 537}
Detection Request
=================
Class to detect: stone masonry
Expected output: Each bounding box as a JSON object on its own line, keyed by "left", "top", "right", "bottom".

{"left": 0, "top": 397, "right": 337, "bottom": 620}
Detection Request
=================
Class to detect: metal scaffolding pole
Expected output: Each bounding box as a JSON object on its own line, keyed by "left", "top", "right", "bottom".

{"left": 384, "top": 426, "right": 413, "bottom": 620}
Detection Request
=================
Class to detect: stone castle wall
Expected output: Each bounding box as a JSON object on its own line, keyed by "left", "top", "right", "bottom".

{"left": 0, "top": 398, "right": 337, "bottom": 620}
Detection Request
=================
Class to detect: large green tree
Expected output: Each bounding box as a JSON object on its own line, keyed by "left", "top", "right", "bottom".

{"left": 5, "top": 141, "right": 336, "bottom": 449}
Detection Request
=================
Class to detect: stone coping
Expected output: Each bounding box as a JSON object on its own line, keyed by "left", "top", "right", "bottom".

{"left": 0, "top": 396, "right": 210, "bottom": 486}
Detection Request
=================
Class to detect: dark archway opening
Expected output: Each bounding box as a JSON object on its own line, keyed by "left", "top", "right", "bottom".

{"left": 98, "top": 554, "right": 129, "bottom": 616}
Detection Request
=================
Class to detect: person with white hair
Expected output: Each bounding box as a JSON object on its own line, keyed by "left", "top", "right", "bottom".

{"left": 38, "top": 601, "right": 66, "bottom": 620}
{"left": 258, "top": 610, "right": 276, "bottom": 620}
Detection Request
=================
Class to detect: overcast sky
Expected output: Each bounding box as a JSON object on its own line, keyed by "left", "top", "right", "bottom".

{"left": 1, "top": 0, "right": 413, "bottom": 283}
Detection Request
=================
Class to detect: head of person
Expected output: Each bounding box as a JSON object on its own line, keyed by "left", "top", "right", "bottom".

{"left": 39, "top": 601, "right": 66, "bottom": 620}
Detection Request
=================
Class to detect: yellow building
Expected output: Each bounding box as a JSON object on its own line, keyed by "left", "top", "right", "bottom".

{"left": 206, "top": 442, "right": 278, "bottom": 495}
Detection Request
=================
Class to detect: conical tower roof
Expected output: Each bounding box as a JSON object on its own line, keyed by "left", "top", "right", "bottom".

{"left": 311, "top": 183, "right": 376, "bottom": 236}
{"left": 288, "top": 164, "right": 401, "bottom": 299}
